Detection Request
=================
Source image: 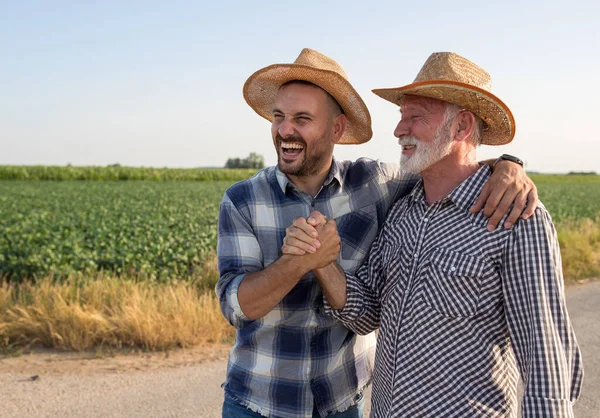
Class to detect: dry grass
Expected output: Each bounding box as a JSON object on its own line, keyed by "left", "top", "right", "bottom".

{"left": 0, "top": 255, "right": 234, "bottom": 352}
{"left": 2, "top": 220, "right": 599, "bottom": 353}
{"left": 557, "top": 217, "right": 600, "bottom": 282}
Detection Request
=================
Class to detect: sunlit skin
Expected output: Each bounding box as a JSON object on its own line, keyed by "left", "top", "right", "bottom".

{"left": 395, "top": 103, "right": 453, "bottom": 174}
{"left": 395, "top": 95, "right": 480, "bottom": 203}
{"left": 395, "top": 96, "right": 458, "bottom": 174}
{"left": 395, "top": 96, "right": 447, "bottom": 160}
{"left": 271, "top": 82, "right": 346, "bottom": 196}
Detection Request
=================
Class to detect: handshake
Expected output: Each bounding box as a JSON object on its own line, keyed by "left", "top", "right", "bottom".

{"left": 281, "top": 210, "right": 341, "bottom": 271}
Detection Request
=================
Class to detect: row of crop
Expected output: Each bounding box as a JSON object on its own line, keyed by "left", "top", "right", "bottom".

{"left": 530, "top": 176, "right": 600, "bottom": 223}
{"left": 0, "top": 181, "right": 230, "bottom": 282}
{"left": 2, "top": 177, "right": 599, "bottom": 283}
{"left": 3, "top": 166, "right": 596, "bottom": 184}
{"left": 0, "top": 165, "right": 258, "bottom": 181}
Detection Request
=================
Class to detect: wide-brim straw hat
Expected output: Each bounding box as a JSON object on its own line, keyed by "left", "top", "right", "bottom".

{"left": 372, "top": 52, "right": 515, "bottom": 145}
{"left": 243, "top": 48, "right": 372, "bottom": 144}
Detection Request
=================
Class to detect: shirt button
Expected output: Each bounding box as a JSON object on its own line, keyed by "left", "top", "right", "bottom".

{"left": 450, "top": 266, "right": 456, "bottom": 271}
{"left": 423, "top": 217, "right": 429, "bottom": 222}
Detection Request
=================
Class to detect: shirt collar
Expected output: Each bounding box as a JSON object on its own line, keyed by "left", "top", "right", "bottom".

{"left": 447, "top": 164, "right": 491, "bottom": 212}
{"left": 407, "top": 176, "right": 426, "bottom": 203}
{"left": 275, "top": 157, "right": 342, "bottom": 194}
{"left": 407, "top": 164, "right": 491, "bottom": 211}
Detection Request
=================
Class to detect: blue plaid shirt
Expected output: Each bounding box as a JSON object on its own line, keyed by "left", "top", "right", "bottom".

{"left": 216, "top": 157, "right": 418, "bottom": 417}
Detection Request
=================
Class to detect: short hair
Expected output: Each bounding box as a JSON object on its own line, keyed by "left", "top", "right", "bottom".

{"left": 443, "top": 102, "right": 485, "bottom": 146}
{"left": 280, "top": 80, "right": 344, "bottom": 118}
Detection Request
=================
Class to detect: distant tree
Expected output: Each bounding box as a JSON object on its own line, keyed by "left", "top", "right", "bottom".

{"left": 567, "top": 171, "right": 597, "bottom": 175}
{"left": 225, "top": 158, "right": 241, "bottom": 168}
{"left": 245, "top": 152, "right": 265, "bottom": 169}
{"left": 225, "top": 153, "right": 265, "bottom": 169}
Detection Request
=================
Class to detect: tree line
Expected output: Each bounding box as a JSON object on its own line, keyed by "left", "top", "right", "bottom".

{"left": 224, "top": 152, "right": 264, "bottom": 169}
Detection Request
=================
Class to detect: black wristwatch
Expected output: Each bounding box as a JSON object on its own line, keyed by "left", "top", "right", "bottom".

{"left": 494, "top": 154, "right": 524, "bottom": 167}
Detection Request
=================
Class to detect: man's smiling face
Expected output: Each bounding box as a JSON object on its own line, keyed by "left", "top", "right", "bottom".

{"left": 395, "top": 95, "right": 455, "bottom": 174}
{"left": 271, "top": 82, "right": 338, "bottom": 178}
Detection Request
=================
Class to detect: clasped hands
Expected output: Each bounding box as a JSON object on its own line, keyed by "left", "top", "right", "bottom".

{"left": 282, "top": 210, "right": 340, "bottom": 271}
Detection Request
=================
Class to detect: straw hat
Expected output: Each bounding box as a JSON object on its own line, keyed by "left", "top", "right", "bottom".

{"left": 243, "top": 48, "right": 372, "bottom": 144}
{"left": 372, "top": 52, "right": 515, "bottom": 145}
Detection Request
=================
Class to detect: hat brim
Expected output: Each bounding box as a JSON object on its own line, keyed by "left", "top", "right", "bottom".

{"left": 243, "top": 64, "right": 372, "bottom": 145}
{"left": 372, "top": 80, "right": 515, "bottom": 145}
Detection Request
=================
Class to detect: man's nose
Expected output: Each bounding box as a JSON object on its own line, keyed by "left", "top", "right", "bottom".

{"left": 394, "top": 118, "right": 409, "bottom": 138}
{"left": 278, "top": 118, "right": 295, "bottom": 138}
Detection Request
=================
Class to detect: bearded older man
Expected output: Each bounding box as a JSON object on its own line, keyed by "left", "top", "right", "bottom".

{"left": 283, "top": 52, "right": 584, "bottom": 417}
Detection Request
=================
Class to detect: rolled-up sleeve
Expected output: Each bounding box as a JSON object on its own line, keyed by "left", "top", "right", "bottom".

{"left": 216, "top": 192, "right": 262, "bottom": 328}
{"left": 503, "top": 208, "right": 584, "bottom": 417}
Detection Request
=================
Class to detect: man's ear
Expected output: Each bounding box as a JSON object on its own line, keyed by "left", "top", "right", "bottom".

{"left": 331, "top": 114, "right": 347, "bottom": 144}
{"left": 455, "top": 111, "right": 476, "bottom": 142}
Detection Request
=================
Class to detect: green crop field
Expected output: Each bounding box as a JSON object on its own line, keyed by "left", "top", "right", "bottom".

{"left": 0, "top": 165, "right": 257, "bottom": 182}
{"left": 0, "top": 181, "right": 233, "bottom": 282}
{"left": 530, "top": 174, "right": 600, "bottom": 222}
{"left": 1, "top": 173, "right": 599, "bottom": 283}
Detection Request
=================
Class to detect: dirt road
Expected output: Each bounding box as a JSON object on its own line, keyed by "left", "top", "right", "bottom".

{"left": 1, "top": 281, "right": 598, "bottom": 418}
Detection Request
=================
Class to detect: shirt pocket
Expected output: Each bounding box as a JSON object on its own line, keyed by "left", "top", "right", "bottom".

{"left": 421, "top": 249, "right": 490, "bottom": 318}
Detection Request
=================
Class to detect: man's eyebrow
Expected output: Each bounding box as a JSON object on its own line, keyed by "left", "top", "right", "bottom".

{"left": 271, "top": 108, "right": 315, "bottom": 118}
{"left": 295, "top": 111, "right": 314, "bottom": 118}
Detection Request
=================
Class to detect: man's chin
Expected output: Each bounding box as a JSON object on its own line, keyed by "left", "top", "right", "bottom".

{"left": 399, "top": 157, "right": 421, "bottom": 174}
{"left": 401, "top": 153, "right": 444, "bottom": 174}
{"left": 400, "top": 167, "right": 420, "bottom": 174}
{"left": 278, "top": 160, "right": 302, "bottom": 176}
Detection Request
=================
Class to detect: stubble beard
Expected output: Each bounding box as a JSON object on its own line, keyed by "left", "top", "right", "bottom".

{"left": 276, "top": 133, "right": 330, "bottom": 178}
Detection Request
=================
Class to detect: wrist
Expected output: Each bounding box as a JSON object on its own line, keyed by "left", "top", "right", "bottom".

{"left": 314, "top": 262, "right": 336, "bottom": 277}
{"left": 281, "top": 254, "right": 312, "bottom": 276}
{"left": 494, "top": 154, "right": 524, "bottom": 168}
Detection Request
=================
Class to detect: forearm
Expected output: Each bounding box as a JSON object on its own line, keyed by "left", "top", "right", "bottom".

{"left": 237, "top": 254, "right": 311, "bottom": 320}
{"left": 314, "top": 262, "right": 347, "bottom": 310}
{"left": 318, "top": 266, "right": 382, "bottom": 335}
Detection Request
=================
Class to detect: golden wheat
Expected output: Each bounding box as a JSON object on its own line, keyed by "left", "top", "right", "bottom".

{"left": 0, "top": 259, "right": 234, "bottom": 351}
{"left": 557, "top": 217, "right": 600, "bottom": 281}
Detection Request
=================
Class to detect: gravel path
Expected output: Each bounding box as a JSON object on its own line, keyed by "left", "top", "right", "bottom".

{"left": 1, "top": 281, "right": 598, "bottom": 418}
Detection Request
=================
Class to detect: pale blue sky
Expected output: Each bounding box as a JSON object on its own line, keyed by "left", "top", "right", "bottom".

{"left": 2, "top": 0, "right": 599, "bottom": 173}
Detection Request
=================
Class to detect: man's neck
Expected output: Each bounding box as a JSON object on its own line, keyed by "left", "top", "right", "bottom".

{"left": 420, "top": 153, "right": 480, "bottom": 205}
{"left": 287, "top": 167, "right": 331, "bottom": 197}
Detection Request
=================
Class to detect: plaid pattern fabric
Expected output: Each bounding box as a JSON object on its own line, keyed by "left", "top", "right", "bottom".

{"left": 329, "top": 165, "right": 584, "bottom": 417}
{"left": 216, "top": 158, "right": 418, "bottom": 418}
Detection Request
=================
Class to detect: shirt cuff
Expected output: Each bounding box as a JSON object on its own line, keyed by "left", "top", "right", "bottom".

{"left": 521, "top": 395, "right": 575, "bottom": 418}
{"left": 323, "top": 274, "right": 364, "bottom": 322}
{"left": 227, "top": 274, "right": 251, "bottom": 323}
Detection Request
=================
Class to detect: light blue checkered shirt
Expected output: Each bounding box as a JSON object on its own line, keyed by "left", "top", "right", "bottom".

{"left": 328, "top": 165, "right": 583, "bottom": 417}
{"left": 216, "top": 157, "right": 418, "bottom": 417}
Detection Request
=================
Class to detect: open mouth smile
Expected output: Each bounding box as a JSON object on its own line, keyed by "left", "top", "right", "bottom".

{"left": 401, "top": 143, "right": 417, "bottom": 155}
{"left": 281, "top": 142, "right": 305, "bottom": 158}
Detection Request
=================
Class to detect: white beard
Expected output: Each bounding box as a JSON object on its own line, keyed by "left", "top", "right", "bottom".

{"left": 399, "top": 126, "right": 454, "bottom": 174}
